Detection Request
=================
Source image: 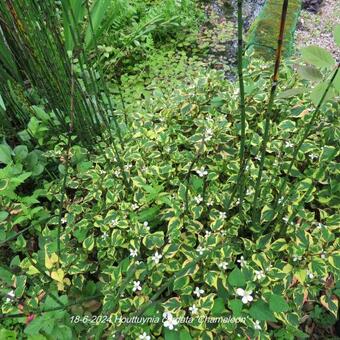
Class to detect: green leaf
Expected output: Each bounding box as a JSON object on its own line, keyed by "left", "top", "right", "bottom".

{"left": 228, "top": 267, "right": 245, "bottom": 287}
{"left": 228, "top": 299, "right": 243, "bottom": 317}
{"left": 278, "top": 88, "right": 305, "bottom": 99}
{"left": 179, "top": 329, "right": 193, "bottom": 340}
{"left": 0, "top": 328, "right": 17, "bottom": 340}
{"left": 0, "top": 144, "right": 12, "bottom": 164}
{"left": 173, "top": 276, "right": 190, "bottom": 291}
{"left": 310, "top": 82, "right": 335, "bottom": 106}
{"left": 249, "top": 300, "right": 276, "bottom": 321}
{"left": 301, "top": 46, "right": 335, "bottom": 68}
{"left": 211, "top": 297, "right": 226, "bottom": 316}
{"left": 269, "top": 294, "right": 289, "bottom": 312}
{"left": 297, "top": 65, "right": 323, "bottom": 81}
{"left": 143, "top": 231, "right": 164, "bottom": 250}
{"left": 0, "top": 211, "right": 9, "bottom": 221}
{"left": 334, "top": 24, "right": 340, "bottom": 47}
{"left": 14, "top": 145, "right": 28, "bottom": 162}
{"left": 278, "top": 120, "right": 296, "bottom": 131}
{"left": 320, "top": 146, "right": 337, "bottom": 162}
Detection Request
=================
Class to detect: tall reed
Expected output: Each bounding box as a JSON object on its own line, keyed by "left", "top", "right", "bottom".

{"left": 251, "top": 0, "right": 289, "bottom": 224}
{"left": 236, "top": 0, "right": 247, "bottom": 208}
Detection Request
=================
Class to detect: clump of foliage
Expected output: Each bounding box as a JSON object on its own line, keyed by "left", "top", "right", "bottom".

{"left": 0, "top": 1, "right": 339, "bottom": 340}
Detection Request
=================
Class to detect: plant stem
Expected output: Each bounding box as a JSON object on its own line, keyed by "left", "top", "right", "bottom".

{"left": 57, "top": 60, "right": 74, "bottom": 261}
{"left": 236, "top": 0, "right": 247, "bottom": 209}
{"left": 251, "top": 0, "right": 289, "bottom": 225}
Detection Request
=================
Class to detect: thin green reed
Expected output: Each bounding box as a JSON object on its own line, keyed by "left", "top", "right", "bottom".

{"left": 251, "top": 0, "right": 289, "bottom": 225}
{"left": 236, "top": 0, "right": 247, "bottom": 208}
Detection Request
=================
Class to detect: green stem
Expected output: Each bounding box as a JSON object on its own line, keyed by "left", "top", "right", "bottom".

{"left": 251, "top": 0, "right": 289, "bottom": 224}
{"left": 236, "top": 0, "right": 246, "bottom": 208}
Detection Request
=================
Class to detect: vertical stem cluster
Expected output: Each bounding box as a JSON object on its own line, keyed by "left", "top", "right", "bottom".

{"left": 251, "top": 0, "right": 289, "bottom": 224}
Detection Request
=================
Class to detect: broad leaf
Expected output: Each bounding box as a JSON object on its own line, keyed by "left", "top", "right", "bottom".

{"left": 249, "top": 300, "right": 276, "bottom": 321}
{"left": 228, "top": 267, "right": 245, "bottom": 287}
{"left": 301, "top": 46, "right": 335, "bottom": 68}
{"left": 269, "top": 294, "right": 289, "bottom": 312}
{"left": 297, "top": 65, "right": 322, "bottom": 81}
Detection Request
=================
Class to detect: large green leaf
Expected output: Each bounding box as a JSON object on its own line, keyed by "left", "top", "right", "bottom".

{"left": 249, "top": 300, "right": 276, "bottom": 321}
{"left": 301, "top": 46, "right": 335, "bottom": 69}
{"left": 228, "top": 267, "right": 246, "bottom": 287}
{"left": 269, "top": 294, "right": 289, "bottom": 312}
{"left": 297, "top": 65, "right": 323, "bottom": 81}
{"left": 310, "top": 82, "right": 335, "bottom": 106}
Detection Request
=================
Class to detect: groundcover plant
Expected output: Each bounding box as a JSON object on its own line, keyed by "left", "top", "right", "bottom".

{"left": 0, "top": 0, "right": 339, "bottom": 339}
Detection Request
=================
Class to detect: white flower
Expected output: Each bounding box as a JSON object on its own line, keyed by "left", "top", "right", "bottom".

{"left": 293, "top": 255, "right": 302, "bottom": 262}
{"left": 255, "top": 154, "right": 261, "bottom": 161}
{"left": 321, "top": 252, "right": 326, "bottom": 259}
{"left": 114, "top": 169, "right": 121, "bottom": 177}
{"left": 189, "top": 304, "right": 198, "bottom": 315}
{"left": 235, "top": 198, "right": 240, "bottom": 205}
{"left": 102, "top": 232, "right": 109, "bottom": 239}
{"left": 111, "top": 219, "right": 118, "bottom": 227}
{"left": 283, "top": 216, "right": 289, "bottom": 224}
{"left": 139, "top": 332, "right": 151, "bottom": 340}
{"left": 196, "top": 246, "right": 205, "bottom": 255}
{"left": 194, "top": 195, "right": 203, "bottom": 204}
{"left": 317, "top": 222, "right": 324, "bottom": 228}
{"left": 143, "top": 221, "right": 150, "bottom": 231}
{"left": 152, "top": 251, "right": 162, "bottom": 264}
{"left": 207, "top": 199, "right": 214, "bottom": 206}
{"left": 237, "top": 256, "right": 246, "bottom": 267}
{"left": 246, "top": 189, "right": 252, "bottom": 196}
{"left": 124, "top": 163, "right": 133, "bottom": 171}
{"left": 130, "top": 249, "right": 138, "bottom": 257}
{"left": 5, "top": 290, "right": 15, "bottom": 303}
{"left": 285, "top": 141, "right": 294, "bottom": 148}
{"left": 61, "top": 217, "right": 67, "bottom": 225}
{"left": 193, "top": 287, "right": 204, "bottom": 297}
{"left": 196, "top": 167, "right": 208, "bottom": 177}
{"left": 132, "top": 281, "right": 142, "bottom": 292}
{"left": 218, "top": 262, "right": 228, "bottom": 270}
{"left": 307, "top": 271, "right": 314, "bottom": 279}
{"left": 163, "top": 311, "right": 172, "bottom": 319}
{"left": 219, "top": 211, "right": 226, "bottom": 219}
{"left": 278, "top": 197, "right": 284, "bottom": 204}
{"left": 132, "top": 203, "right": 139, "bottom": 210}
{"left": 254, "top": 270, "right": 265, "bottom": 280}
{"left": 254, "top": 320, "right": 261, "bottom": 330}
{"left": 163, "top": 312, "right": 178, "bottom": 330}
{"left": 221, "top": 230, "right": 226, "bottom": 236}
{"left": 236, "top": 288, "right": 253, "bottom": 304}
{"left": 309, "top": 153, "right": 318, "bottom": 161}
{"left": 204, "top": 230, "right": 211, "bottom": 238}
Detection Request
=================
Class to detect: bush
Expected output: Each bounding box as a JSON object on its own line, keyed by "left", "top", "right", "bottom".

{"left": 1, "top": 56, "right": 339, "bottom": 338}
